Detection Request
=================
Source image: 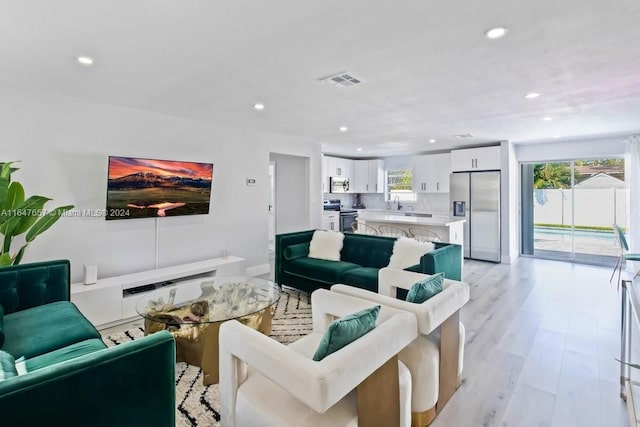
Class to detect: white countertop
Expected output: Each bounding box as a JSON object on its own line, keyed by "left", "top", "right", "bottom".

{"left": 358, "top": 212, "right": 465, "bottom": 226}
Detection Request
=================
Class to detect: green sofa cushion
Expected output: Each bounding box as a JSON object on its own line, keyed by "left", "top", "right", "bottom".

{"left": 313, "top": 305, "right": 380, "bottom": 361}
{"left": 20, "top": 338, "right": 107, "bottom": 373}
{"left": 0, "top": 260, "right": 70, "bottom": 314}
{"left": 284, "top": 258, "right": 360, "bottom": 285}
{"left": 406, "top": 273, "right": 444, "bottom": 304}
{"left": 284, "top": 242, "right": 310, "bottom": 260}
{"left": 0, "top": 304, "right": 4, "bottom": 348}
{"left": 337, "top": 267, "right": 379, "bottom": 292}
{"left": 0, "top": 350, "right": 17, "bottom": 380}
{"left": 341, "top": 234, "right": 394, "bottom": 268}
{"left": 2, "top": 301, "right": 101, "bottom": 359}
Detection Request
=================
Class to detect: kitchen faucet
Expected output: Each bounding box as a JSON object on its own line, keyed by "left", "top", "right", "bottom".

{"left": 393, "top": 195, "right": 402, "bottom": 210}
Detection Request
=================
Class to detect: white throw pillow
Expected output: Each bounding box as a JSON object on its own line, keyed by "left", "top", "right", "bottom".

{"left": 308, "top": 230, "right": 345, "bottom": 261}
{"left": 387, "top": 237, "right": 435, "bottom": 269}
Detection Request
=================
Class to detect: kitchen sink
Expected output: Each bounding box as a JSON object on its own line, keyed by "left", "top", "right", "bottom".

{"left": 404, "top": 212, "right": 432, "bottom": 217}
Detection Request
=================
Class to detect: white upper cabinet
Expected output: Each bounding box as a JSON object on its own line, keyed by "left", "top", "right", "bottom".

{"left": 324, "top": 156, "right": 355, "bottom": 192}
{"left": 325, "top": 157, "right": 353, "bottom": 178}
{"left": 412, "top": 155, "right": 428, "bottom": 193}
{"left": 434, "top": 153, "right": 451, "bottom": 193}
{"left": 368, "top": 159, "right": 384, "bottom": 194}
{"left": 412, "top": 153, "right": 451, "bottom": 193}
{"left": 353, "top": 161, "right": 369, "bottom": 193}
{"left": 353, "top": 159, "right": 384, "bottom": 193}
{"left": 451, "top": 146, "right": 501, "bottom": 172}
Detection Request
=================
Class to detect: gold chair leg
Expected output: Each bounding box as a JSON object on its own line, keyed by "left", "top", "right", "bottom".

{"left": 436, "top": 310, "right": 460, "bottom": 413}
{"left": 357, "top": 355, "right": 400, "bottom": 427}
{"left": 411, "top": 407, "right": 436, "bottom": 427}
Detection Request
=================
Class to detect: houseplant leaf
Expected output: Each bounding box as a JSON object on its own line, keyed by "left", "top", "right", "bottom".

{"left": 0, "top": 195, "right": 50, "bottom": 230}
{"left": 3, "top": 219, "right": 17, "bottom": 252}
{"left": 25, "top": 205, "right": 74, "bottom": 243}
{"left": 2, "top": 181, "right": 25, "bottom": 211}
{"left": 0, "top": 196, "right": 51, "bottom": 238}
{"left": 0, "top": 162, "right": 20, "bottom": 210}
{"left": 11, "top": 243, "right": 29, "bottom": 265}
{"left": 0, "top": 252, "right": 11, "bottom": 267}
{"left": 0, "top": 161, "right": 18, "bottom": 179}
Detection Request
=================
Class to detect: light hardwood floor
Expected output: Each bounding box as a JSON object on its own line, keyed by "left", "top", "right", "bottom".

{"left": 433, "top": 257, "right": 627, "bottom": 427}
{"left": 101, "top": 256, "right": 628, "bottom": 426}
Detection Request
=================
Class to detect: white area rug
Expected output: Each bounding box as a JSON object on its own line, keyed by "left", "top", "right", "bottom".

{"left": 103, "top": 286, "right": 312, "bottom": 426}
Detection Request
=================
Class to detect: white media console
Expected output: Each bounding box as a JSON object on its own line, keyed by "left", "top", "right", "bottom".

{"left": 70, "top": 256, "right": 246, "bottom": 328}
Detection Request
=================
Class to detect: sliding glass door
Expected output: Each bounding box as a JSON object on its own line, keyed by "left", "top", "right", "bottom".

{"left": 521, "top": 159, "right": 625, "bottom": 265}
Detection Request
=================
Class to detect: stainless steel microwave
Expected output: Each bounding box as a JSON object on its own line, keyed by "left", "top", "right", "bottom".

{"left": 330, "top": 177, "right": 349, "bottom": 193}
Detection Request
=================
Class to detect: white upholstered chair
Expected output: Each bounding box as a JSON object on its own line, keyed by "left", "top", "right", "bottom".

{"left": 331, "top": 268, "right": 470, "bottom": 427}
{"left": 219, "top": 289, "right": 418, "bottom": 427}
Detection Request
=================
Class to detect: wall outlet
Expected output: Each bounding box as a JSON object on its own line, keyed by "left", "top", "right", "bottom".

{"left": 246, "top": 178, "right": 256, "bottom": 186}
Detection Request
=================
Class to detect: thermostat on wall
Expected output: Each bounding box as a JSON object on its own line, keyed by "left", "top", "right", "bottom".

{"left": 246, "top": 178, "right": 256, "bottom": 186}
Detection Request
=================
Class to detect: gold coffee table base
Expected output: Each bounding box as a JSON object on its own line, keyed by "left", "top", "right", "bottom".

{"left": 145, "top": 307, "right": 274, "bottom": 385}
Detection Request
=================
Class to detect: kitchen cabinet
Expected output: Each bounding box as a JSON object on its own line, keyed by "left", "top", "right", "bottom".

{"left": 325, "top": 157, "right": 354, "bottom": 178}
{"left": 412, "top": 153, "right": 451, "bottom": 193}
{"left": 321, "top": 212, "right": 339, "bottom": 231}
{"left": 324, "top": 156, "right": 355, "bottom": 192}
{"left": 451, "top": 146, "right": 500, "bottom": 172}
{"left": 353, "top": 159, "right": 384, "bottom": 193}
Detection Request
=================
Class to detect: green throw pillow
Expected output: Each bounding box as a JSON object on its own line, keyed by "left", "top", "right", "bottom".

{"left": 0, "top": 304, "right": 4, "bottom": 348}
{"left": 406, "top": 273, "right": 444, "bottom": 304}
{"left": 283, "top": 242, "right": 310, "bottom": 260}
{"left": 312, "top": 305, "right": 380, "bottom": 361}
{"left": 0, "top": 350, "right": 17, "bottom": 381}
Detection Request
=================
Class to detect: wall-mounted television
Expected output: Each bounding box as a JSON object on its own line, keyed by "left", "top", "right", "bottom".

{"left": 106, "top": 156, "right": 213, "bottom": 220}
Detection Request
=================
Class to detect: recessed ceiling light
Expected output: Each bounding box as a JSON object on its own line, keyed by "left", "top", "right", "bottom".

{"left": 429, "top": 139, "right": 436, "bottom": 143}
{"left": 253, "top": 103, "right": 265, "bottom": 111}
{"left": 76, "top": 56, "right": 94, "bottom": 66}
{"left": 356, "top": 147, "right": 363, "bottom": 152}
{"left": 553, "top": 135, "right": 560, "bottom": 138}
{"left": 525, "top": 92, "right": 540, "bottom": 99}
{"left": 542, "top": 116, "right": 553, "bottom": 121}
{"left": 339, "top": 126, "right": 348, "bottom": 132}
{"left": 485, "top": 27, "right": 508, "bottom": 39}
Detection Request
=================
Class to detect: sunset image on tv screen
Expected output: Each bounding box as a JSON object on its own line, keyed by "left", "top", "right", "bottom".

{"left": 106, "top": 156, "right": 213, "bottom": 220}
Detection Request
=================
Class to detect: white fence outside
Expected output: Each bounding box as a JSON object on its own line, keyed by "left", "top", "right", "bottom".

{"left": 534, "top": 188, "right": 627, "bottom": 227}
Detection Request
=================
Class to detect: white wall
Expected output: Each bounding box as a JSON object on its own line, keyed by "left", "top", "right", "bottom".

{"left": 0, "top": 93, "right": 321, "bottom": 282}
{"left": 516, "top": 136, "right": 627, "bottom": 162}
{"left": 501, "top": 141, "right": 519, "bottom": 264}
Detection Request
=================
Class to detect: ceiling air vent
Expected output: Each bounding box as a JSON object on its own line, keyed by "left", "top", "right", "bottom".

{"left": 451, "top": 134, "right": 475, "bottom": 138}
{"left": 318, "top": 72, "right": 363, "bottom": 88}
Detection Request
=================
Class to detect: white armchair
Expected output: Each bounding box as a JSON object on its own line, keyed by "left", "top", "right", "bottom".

{"left": 219, "top": 288, "right": 419, "bottom": 427}
{"left": 331, "top": 267, "right": 470, "bottom": 427}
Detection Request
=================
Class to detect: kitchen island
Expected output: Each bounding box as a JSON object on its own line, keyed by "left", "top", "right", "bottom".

{"left": 357, "top": 210, "right": 465, "bottom": 246}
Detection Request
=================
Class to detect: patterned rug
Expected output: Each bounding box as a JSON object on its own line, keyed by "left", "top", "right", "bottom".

{"left": 103, "top": 286, "right": 312, "bottom": 427}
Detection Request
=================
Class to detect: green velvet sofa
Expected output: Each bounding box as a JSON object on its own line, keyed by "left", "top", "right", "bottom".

{"left": 0, "top": 260, "right": 176, "bottom": 426}
{"left": 275, "top": 230, "right": 462, "bottom": 294}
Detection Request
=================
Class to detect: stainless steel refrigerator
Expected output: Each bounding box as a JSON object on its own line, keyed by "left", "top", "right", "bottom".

{"left": 450, "top": 171, "right": 501, "bottom": 262}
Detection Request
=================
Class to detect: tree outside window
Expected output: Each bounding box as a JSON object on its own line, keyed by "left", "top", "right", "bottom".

{"left": 386, "top": 169, "right": 416, "bottom": 202}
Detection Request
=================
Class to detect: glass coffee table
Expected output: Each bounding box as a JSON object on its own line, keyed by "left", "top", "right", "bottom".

{"left": 136, "top": 276, "right": 280, "bottom": 385}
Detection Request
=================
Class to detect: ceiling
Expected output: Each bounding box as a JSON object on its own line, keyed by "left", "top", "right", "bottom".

{"left": 2, "top": 0, "right": 640, "bottom": 157}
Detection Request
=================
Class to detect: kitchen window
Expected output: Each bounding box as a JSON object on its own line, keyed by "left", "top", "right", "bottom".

{"left": 385, "top": 168, "right": 417, "bottom": 202}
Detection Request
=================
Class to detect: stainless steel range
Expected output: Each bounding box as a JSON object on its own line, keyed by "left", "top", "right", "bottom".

{"left": 323, "top": 199, "right": 358, "bottom": 232}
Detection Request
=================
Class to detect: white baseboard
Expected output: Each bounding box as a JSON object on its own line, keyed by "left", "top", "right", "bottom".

{"left": 246, "top": 263, "right": 270, "bottom": 277}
